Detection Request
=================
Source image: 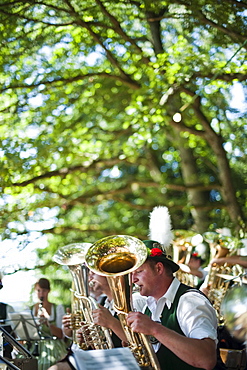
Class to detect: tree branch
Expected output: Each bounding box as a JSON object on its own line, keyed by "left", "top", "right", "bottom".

{"left": 197, "top": 9, "right": 247, "bottom": 43}
{"left": 1, "top": 71, "right": 140, "bottom": 92}
{"left": 95, "top": 0, "right": 150, "bottom": 63}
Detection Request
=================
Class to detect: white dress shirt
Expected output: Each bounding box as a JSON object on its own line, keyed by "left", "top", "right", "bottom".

{"left": 145, "top": 277, "right": 218, "bottom": 352}
{"left": 104, "top": 292, "right": 147, "bottom": 315}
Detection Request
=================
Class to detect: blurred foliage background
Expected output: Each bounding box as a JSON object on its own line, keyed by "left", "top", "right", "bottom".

{"left": 0, "top": 0, "right": 246, "bottom": 306}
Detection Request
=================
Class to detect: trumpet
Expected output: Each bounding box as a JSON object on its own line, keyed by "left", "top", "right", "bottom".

{"left": 85, "top": 235, "right": 160, "bottom": 370}
{"left": 53, "top": 243, "right": 113, "bottom": 350}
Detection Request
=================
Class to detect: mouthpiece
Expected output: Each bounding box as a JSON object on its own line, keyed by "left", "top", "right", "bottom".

{"left": 89, "top": 280, "right": 95, "bottom": 288}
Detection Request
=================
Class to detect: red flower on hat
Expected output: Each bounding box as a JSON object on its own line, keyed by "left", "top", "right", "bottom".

{"left": 150, "top": 248, "right": 163, "bottom": 257}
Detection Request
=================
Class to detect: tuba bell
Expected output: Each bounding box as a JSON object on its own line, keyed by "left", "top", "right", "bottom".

{"left": 53, "top": 243, "right": 113, "bottom": 350}
{"left": 203, "top": 233, "right": 244, "bottom": 322}
{"left": 85, "top": 235, "right": 161, "bottom": 370}
{"left": 221, "top": 283, "right": 247, "bottom": 342}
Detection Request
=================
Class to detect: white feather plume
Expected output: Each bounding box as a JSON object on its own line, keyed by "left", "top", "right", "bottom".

{"left": 148, "top": 206, "right": 173, "bottom": 248}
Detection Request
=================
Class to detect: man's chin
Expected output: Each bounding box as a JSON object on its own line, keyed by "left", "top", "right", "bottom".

{"left": 139, "top": 286, "right": 145, "bottom": 295}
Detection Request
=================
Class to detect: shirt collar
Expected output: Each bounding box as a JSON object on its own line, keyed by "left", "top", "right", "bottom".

{"left": 147, "top": 277, "right": 180, "bottom": 310}
{"left": 104, "top": 298, "right": 114, "bottom": 312}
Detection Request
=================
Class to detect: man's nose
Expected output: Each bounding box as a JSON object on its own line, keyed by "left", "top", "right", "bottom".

{"left": 131, "top": 272, "right": 137, "bottom": 283}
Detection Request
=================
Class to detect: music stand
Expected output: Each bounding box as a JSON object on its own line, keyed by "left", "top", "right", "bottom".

{"left": 0, "top": 325, "right": 38, "bottom": 370}
{"left": 6, "top": 312, "right": 41, "bottom": 342}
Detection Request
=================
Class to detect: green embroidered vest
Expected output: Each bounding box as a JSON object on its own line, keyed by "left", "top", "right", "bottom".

{"left": 145, "top": 284, "right": 207, "bottom": 370}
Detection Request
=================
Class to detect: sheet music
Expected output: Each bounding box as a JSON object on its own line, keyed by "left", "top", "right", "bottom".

{"left": 74, "top": 347, "right": 139, "bottom": 370}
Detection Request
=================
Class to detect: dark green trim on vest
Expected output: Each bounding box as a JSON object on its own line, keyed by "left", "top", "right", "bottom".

{"left": 145, "top": 284, "right": 208, "bottom": 370}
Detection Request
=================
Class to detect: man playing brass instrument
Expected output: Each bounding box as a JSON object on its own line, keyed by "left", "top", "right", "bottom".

{"left": 49, "top": 272, "right": 146, "bottom": 370}
{"left": 77, "top": 272, "right": 147, "bottom": 348}
{"left": 48, "top": 273, "right": 123, "bottom": 370}
{"left": 126, "top": 240, "right": 221, "bottom": 370}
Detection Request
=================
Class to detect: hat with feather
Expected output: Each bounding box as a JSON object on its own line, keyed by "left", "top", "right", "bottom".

{"left": 143, "top": 206, "right": 179, "bottom": 273}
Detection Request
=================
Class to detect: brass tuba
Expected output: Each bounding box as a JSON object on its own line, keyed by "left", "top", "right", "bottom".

{"left": 53, "top": 243, "right": 113, "bottom": 350}
{"left": 203, "top": 233, "right": 243, "bottom": 322}
{"left": 85, "top": 235, "right": 161, "bottom": 370}
{"left": 172, "top": 230, "right": 200, "bottom": 287}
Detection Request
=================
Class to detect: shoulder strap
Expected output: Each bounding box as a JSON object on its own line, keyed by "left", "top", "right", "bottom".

{"left": 180, "top": 286, "right": 212, "bottom": 303}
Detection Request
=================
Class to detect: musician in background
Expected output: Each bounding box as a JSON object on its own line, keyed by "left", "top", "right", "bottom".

{"left": 126, "top": 240, "right": 220, "bottom": 370}
{"left": 209, "top": 233, "right": 247, "bottom": 269}
{"left": 88, "top": 272, "right": 106, "bottom": 303}
{"left": 200, "top": 238, "right": 247, "bottom": 297}
{"left": 88, "top": 272, "right": 147, "bottom": 345}
{"left": 48, "top": 272, "right": 147, "bottom": 370}
{"left": 31, "top": 278, "right": 67, "bottom": 370}
{"left": 187, "top": 252, "right": 208, "bottom": 288}
{"left": 48, "top": 273, "right": 124, "bottom": 370}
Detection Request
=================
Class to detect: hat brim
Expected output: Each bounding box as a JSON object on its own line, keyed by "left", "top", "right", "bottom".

{"left": 147, "top": 255, "right": 179, "bottom": 273}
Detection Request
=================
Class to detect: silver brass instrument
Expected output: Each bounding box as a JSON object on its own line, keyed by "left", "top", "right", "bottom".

{"left": 203, "top": 232, "right": 244, "bottom": 322}
{"left": 221, "top": 282, "right": 247, "bottom": 342}
{"left": 172, "top": 230, "right": 202, "bottom": 287}
{"left": 85, "top": 235, "right": 161, "bottom": 370}
{"left": 53, "top": 243, "right": 113, "bottom": 350}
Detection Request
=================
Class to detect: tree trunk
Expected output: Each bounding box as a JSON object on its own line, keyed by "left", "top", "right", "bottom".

{"left": 174, "top": 133, "right": 211, "bottom": 233}
{"left": 193, "top": 98, "right": 243, "bottom": 232}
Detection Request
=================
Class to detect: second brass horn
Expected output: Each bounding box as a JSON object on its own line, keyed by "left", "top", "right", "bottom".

{"left": 221, "top": 284, "right": 247, "bottom": 342}
{"left": 85, "top": 235, "right": 161, "bottom": 370}
{"left": 53, "top": 243, "right": 113, "bottom": 350}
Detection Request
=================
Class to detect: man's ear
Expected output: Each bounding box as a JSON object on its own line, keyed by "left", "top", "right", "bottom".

{"left": 155, "top": 261, "right": 164, "bottom": 274}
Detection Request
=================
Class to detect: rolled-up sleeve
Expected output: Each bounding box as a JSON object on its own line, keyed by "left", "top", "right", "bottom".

{"left": 177, "top": 291, "right": 218, "bottom": 344}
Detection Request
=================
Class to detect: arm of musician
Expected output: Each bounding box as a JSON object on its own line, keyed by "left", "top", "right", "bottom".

{"left": 187, "top": 267, "right": 204, "bottom": 278}
{"left": 92, "top": 305, "right": 127, "bottom": 342}
{"left": 39, "top": 306, "right": 64, "bottom": 339}
{"left": 126, "top": 312, "right": 216, "bottom": 370}
{"left": 199, "top": 274, "right": 209, "bottom": 296}
{"left": 211, "top": 255, "right": 247, "bottom": 268}
{"left": 48, "top": 323, "right": 64, "bottom": 339}
{"left": 62, "top": 309, "right": 73, "bottom": 339}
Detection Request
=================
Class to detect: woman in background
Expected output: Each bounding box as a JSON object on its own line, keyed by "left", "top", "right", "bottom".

{"left": 31, "top": 278, "right": 67, "bottom": 370}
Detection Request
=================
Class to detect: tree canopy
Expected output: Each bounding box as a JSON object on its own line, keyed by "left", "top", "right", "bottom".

{"left": 0, "top": 0, "right": 247, "bottom": 295}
